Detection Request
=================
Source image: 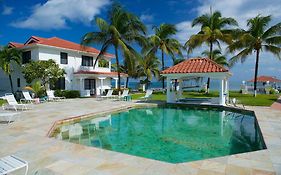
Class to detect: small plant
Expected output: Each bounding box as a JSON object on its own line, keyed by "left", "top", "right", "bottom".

{"left": 24, "top": 80, "right": 45, "bottom": 98}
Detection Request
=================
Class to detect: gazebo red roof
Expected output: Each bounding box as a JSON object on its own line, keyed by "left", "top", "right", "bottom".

{"left": 248, "top": 76, "right": 281, "bottom": 83}
{"left": 161, "top": 58, "right": 228, "bottom": 74}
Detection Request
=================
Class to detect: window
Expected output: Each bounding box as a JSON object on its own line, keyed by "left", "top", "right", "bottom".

{"left": 98, "top": 59, "right": 109, "bottom": 68}
{"left": 52, "top": 77, "right": 65, "bottom": 90}
{"left": 82, "top": 55, "right": 93, "bottom": 66}
{"left": 60, "top": 52, "right": 68, "bottom": 64}
{"left": 84, "top": 79, "right": 95, "bottom": 90}
{"left": 17, "top": 78, "right": 20, "bottom": 87}
{"left": 22, "top": 51, "right": 31, "bottom": 64}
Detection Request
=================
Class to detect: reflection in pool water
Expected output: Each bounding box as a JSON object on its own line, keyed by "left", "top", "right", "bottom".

{"left": 53, "top": 107, "right": 266, "bottom": 163}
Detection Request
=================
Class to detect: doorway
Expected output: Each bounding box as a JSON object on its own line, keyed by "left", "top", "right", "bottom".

{"left": 84, "top": 79, "right": 96, "bottom": 96}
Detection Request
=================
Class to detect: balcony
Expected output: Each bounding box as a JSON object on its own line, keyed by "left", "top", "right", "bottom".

{"left": 79, "top": 66, "right": 110, "bottom": 72}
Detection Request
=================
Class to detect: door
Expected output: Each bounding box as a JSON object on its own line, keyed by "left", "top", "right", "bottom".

{"left": 84, "top": 79, "right": 96, "bottom": 96}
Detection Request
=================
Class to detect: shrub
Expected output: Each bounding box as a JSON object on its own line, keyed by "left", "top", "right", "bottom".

{"left": 54, "top": 90, "right": 80, "bottom": 98}
{"left": 269, "top": 88, "right": 277, "bottom": 94}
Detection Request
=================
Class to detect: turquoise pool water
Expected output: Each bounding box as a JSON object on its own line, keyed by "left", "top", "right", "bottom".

{"left": 53, "top": 106, "right": 266, "bottom": 163}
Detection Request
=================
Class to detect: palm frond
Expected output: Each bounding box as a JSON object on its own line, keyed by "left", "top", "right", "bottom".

{"left": 265, "top": 36, "right": 281, "bottom": 45}
{"left": 95, "top": 17, "right": 109, "bottom": 32}
{"left": 93, "top": 39, "right": 112, "bottom": 67}
{"left": 229, "top": 47, "right": 253, "bottom": 67}
{"left": 263, "top": 44, "right": 281, "bottom": 59}
{"left": 262, "top": 22, "right": 281, "bottom": 39}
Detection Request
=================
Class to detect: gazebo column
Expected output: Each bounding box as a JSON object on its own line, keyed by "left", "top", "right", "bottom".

{"left": 178, "top": 79, "right": 183, "bottom": 100}
{"left": 224, "top": 79, "right": 229, "bottom": 104}
{"left": 166, "top": 77, "right": 171, "bottom": 103}
{"left": 219, "top": 79, "right": 226, "bottom": 105}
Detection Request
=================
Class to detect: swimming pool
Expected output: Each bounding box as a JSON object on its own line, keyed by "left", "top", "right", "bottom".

{"left": 51, "top": 105, "right": 266, "bottom": 163}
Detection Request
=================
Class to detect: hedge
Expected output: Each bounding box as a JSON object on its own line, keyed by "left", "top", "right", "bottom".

{"left": 54, "top": 90, "right": 80, "bottom": 98}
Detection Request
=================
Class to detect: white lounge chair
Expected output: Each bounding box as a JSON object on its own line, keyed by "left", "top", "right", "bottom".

{"left": 2, "top": 94, "right": 30, "bottom": 111}
{"left": 118, "top": 89, "right": 129, "bottom": 101}
{"left": 0, "top": 155, "right": 28, "bottom": 175}
{"left": 47, "top": 90, "right": 65, "bottom": 101}
{"left": 101, "top": 89, "right": 117, "bottom": 99}
{"left": 231, "top": 98, "right": 245, "bottom": 109}
{"left": 140, "top": 89, "right": 153, "bottom": 101}
{"left": 20, "top": 91, "right": 37, "bottom": 104}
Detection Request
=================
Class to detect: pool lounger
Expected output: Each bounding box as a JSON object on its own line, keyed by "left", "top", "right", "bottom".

{"left": 0, "top": 155, "right": 28, "bottom": 175}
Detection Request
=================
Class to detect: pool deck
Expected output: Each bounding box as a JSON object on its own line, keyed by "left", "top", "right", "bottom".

{"left": 0, "top": 98, "right": 281, "bottom": 175}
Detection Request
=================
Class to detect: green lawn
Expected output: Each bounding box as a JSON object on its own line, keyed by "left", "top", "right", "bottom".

{"left": 131, "top": 91, "right": 279, "bottom": 106}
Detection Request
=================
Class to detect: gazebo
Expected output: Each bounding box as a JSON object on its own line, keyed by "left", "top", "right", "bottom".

{"left": 161, "top": 58, "right": 232, "bottom": 105}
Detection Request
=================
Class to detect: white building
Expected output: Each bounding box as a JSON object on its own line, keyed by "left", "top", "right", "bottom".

{"left": 0, "top": 36, "right": 127, "bottom": 97}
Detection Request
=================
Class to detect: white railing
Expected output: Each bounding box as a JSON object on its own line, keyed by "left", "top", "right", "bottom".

{"left": 79, "top": 66, "right": 110, "bottom": 72}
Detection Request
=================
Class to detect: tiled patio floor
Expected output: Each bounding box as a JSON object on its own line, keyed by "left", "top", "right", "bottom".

{"left": 0, "top": 98, "right": 281, "bottom": 175}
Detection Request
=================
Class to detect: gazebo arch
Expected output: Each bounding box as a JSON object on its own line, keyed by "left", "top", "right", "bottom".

{"left": 161, "top": 58, "right": 232, "bottom": 105}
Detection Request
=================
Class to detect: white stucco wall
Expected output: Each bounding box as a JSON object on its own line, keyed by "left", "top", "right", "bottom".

{"left": 0, "top": 44, "right": 113, "bottom": 97}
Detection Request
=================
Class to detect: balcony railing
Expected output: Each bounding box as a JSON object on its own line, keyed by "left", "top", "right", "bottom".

{"left": 79, "top": 66, "right": 110, "bottom": 72}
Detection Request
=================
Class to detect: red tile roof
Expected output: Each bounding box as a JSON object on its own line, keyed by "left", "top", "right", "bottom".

{"left": 248, "top": 76, "right": 281, "bottom": 83}
{"left": 8, "top": 36, "right": 114, "bottom": 58}
{"left": 161, "top": 58, "right": 228, "bottom": 74}
{"left": 74, "top": 70, "right": 128, "bottom": 77}
{"left": 9, "top": 42, "right": 24, "bottom": 48}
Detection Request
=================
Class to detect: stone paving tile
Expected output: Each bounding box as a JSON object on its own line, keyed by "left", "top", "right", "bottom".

{"left": 0, "top": 99, "right": 281, "bottom": 175}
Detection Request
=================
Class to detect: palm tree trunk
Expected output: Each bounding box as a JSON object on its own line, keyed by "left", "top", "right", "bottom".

{"left": 206, "top": 42, "right": 213, "bottom": 93}
{"left": 161, "top": 50, "right": 165, "bottom": 89}
{"left": 253, "top": 49, "right": 260, "bottom": 97}
{"left": 126, "top": 77, "right": 129, "bottom": 88}
{"left": 115, "top": 46, "right": 121, "bottom": 92}
{"left": 209, "top": 42, "right": 213, "bottom": 60}
{"left": 8, "top": 74, "right": 14, "bottom": 94}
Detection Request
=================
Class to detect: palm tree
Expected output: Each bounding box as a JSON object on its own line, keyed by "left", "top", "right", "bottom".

{"left": 0, "top": 46, "right": 21, "bottom": 93}
{"left": 147, "top": 24, "right": 182, "bottom": 88}
{"left": 228, "top": 15, "right": 281, "bottom": 97}
{"left": 136, "top": 53, "right": 160, "bottom": 89}
{"left": 202, "top": 49, "right": 228, "bottom": 67}
{"left": 81, "top": 3, "right": 146, "bottom": 91}
{"left": 111, "top": 58, "right": 138, "bottom": 88}
{"left": 185, "top": 10, "right": 237, "bottom": 92}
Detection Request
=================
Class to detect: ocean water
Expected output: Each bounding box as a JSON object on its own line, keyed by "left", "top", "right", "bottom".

{"left": 113, "top": 80, "right": 242, "bottom": 91}
{"left": 53, "top": 106, "right": 266, "bottom": 163}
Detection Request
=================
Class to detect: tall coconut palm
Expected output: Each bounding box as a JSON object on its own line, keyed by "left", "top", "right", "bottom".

{"left": 0, "top": 46, "right": 21, "bottom": 93}
{"left": 111, "top": 58, "right": 138, "bottom": 88}
{"left": 185, "top": 11, "right": 237, "bottom": 92}
{"left": 136, "top": 53, "right": 160, "bottom": 89}
{"left": 228, "top": 15, "right": 281, "bottom": 97}
{"left": 81, "top": 3, "right": 146, "bottom": 91}
{"left": 202, "top": 49, "right": 228, "bottom": 67}
{"left": 147, "top": 24, "right": 182, "bottom": 88}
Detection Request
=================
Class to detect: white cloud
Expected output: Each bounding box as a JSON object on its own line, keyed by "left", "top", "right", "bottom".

{"left": 140, "top": 14, "right": 154, "bottom": 23}
{"left": 175, "top": 0, "right": 281, "bottom": 80}
{"left": 2, "top": 5, "right": 13, "bottom": 15}
{"left": 11, "top": 0, "right": 110, "bottom": 30}
{"left": 196, "top": 0, "right": 281, "bottom": 28}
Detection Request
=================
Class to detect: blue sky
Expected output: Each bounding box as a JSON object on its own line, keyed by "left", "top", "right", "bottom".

{"left": 0, "top": 0, "right": 281, "bottom": 83}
